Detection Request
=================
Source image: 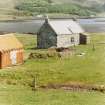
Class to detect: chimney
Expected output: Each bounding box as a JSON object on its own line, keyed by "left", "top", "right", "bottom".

{"left": 45, "top": 15, "right": 49, "bottom": 23}
{"left": 72, "top": 17, "right": 77, "bottom": 21}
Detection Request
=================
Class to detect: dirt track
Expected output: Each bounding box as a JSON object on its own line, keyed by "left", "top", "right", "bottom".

{"left": 40, "top": 83, "right": 105, "bottom": 93}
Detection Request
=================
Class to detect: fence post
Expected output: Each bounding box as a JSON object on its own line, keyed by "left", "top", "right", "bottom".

{"left": 92, "top": 44, "right": 95, "bottom": 51}
{"left": 32, "top": 75, "right": 37, "bottom": 91}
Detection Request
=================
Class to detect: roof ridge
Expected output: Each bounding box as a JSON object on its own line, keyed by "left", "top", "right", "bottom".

{"left": 48, "top": 20, "right": 84, "bottom": 35}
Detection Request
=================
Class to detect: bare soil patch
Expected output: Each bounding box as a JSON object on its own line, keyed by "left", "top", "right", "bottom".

{"left": 29, "top": 48, "right": 75, "bottom": 59}
{"left": 40, "top": 83, "right": 105, "bottom": 93}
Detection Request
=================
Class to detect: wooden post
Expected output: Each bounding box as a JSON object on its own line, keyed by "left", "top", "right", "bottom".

{"left": 32, "top": 75, "right": 37, "bottom": 91}
{"left": 92, "top": 44, "right": 95, "bottom": 51}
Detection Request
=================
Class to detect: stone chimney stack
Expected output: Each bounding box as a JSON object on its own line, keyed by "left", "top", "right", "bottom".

{"left": 45, "top": 15, "right": 49, "bottom": 23}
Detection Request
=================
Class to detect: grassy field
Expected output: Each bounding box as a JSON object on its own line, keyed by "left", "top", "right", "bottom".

{"left": 0, "top": 84, "right": 105, "bottom": 105}
{"left": 0, "top": 85, "right": 105, "bottom": 105}
{"left": 0, "top": 33, "right": 105, "bottom": 105}
{"left": 3, "top": 33, "right": 105, "bottom": 85}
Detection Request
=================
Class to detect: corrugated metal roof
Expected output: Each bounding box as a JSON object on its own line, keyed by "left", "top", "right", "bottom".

{"left": 0, "top": 34, "right": 23, "bottom": 51}
{"left": 48, "top": 20, "right": 84, "bottom": 35}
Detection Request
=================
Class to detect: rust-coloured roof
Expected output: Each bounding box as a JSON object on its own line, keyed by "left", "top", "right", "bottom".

{"left": 0, "top": 34, "right": 23, "bottom": 51}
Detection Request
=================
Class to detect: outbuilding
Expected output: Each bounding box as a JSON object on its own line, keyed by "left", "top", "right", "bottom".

{"left": 37, "top": 18, "right": 89, "bottom": 49}
{"left": 0, "top": 34, "right": 24, "bottom": 69}
{"left": 80, "top": 33, "right": 90, "bottom": 44}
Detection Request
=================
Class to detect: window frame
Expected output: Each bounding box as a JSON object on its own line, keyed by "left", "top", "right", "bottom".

{"left": 71, "top": 37, "right": 75, "bottom": 43}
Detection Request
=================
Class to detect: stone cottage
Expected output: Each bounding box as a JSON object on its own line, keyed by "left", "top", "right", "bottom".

{"left": 37, "top": 18, "right": 87, "bottom": 49}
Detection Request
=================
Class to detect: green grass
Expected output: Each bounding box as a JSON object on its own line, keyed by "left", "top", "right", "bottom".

{"left": 2, "top": 33, "right": 105, "bottom": 85}
{"left": 0, "top": 33, "right": 105, "bottom": 105}
{"left": 15, "top": 1, "right": 96, "bottom": 16}
{"left": 0, "top": 85, "right": 105, "bottom": 105}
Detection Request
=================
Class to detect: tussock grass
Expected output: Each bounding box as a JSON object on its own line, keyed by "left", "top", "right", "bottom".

{"left": 1, "top": 33, "right": 105, "bottom": 86}
{"left": 0, "top": 33, "right": 105, "bottom": 105}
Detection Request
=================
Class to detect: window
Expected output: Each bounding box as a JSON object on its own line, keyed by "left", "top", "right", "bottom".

{"left": 71, "top": 37, "right": 75, "bottom": 43}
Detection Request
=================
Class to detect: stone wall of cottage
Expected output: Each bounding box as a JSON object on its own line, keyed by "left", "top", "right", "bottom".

{"left": 57, "top": 34, "right": 79, "bottom": 48}
{"left": 37, "top": 23, "right": 57, "bottom": 49}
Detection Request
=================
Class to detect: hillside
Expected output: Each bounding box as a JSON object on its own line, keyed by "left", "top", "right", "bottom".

{"left": 52, "top": 0, "right": 105, "bottom": 6}
{"left": 0, "top": 0, "right": 105, "bottom": 19}
{"left": 0, "top": 0, "right": 15, "bottom": 8}
{"left": 14, "top": 0, "right": 105, "bottom": 17}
